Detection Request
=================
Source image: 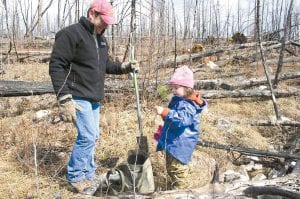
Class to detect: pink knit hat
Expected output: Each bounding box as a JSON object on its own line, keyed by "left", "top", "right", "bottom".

{"left": 169, "top": 66, "right": 194, "bottom": 88}
{"left": 90, "top": 0, "right": 115, "bottom": 25}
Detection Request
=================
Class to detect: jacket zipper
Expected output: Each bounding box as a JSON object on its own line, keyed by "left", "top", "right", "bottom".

{"left": 93, "top": 33, "right": 100, "bottom": 64}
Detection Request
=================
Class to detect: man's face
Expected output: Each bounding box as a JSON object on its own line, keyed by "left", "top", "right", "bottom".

{"left": 89, "top": 10, "right": 108, "bottom": 34}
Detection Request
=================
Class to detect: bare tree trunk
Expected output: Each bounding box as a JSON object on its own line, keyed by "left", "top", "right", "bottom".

{"left": 149, "top": 0, "right": 155, "bottom": 86}
{"left": 201, "top": 0, "right": 206, "bottom": 40}
{"left": 208, "top": 0, "right": 212, "bottom": 36}
{"left": 296, "top": 14, "right": 300, "bottom": 41}
{"left": 60, "top": 0, "right": 76, "bottom": 29}
{"left": 46, "top": 12, "right": 50, "bottom": 34}
{"left": 237, "top": 0, "right": 241, "bottom": 32}
{"left": 195, "top": 0, "right": 201, "bottom": 40}
{"left": 271, "top": 0, "right": 275, "bottom": 31}
{"left": 261, "top": 0, "right": 264, "bottom": 33}
{"left": 276, "top": 0, "right": 284, "bottom": 31}
{"left": 12, "top": 2, "right": 19, "bottom": 59}
{"left": 0, "top": 11, "right": 3, "bottom": 37}
{"left": 26, "top": 0, "right": 55, "bottom": 37}
{"left": 110, "top": 0, "right": 115, "bottom": 60}
{"left": 68, "top": 1, "right": 72, "bottom": 26}
{"left": 189, "top": 0, "right": 198, "bottom": 65}
{"left": 57, "top": 0, "right": 61, "bottom": 30}
{"left": 254, "top": 0, "right": 257, "bottom": 41}
{"left": 18, "top": 0, "right": 30, "bottom": 35}
{"left": 171, "top": 0, "right": 177, "bottom": 71}
{"left": 183, "top": 0, "right": 187, "bottom": 39}
{"left": 3, "top": 0, "right": 10, "bottom": 37}
{"left": 2, "top": 0, "right": 18, "bottom": 61}
{"left": 75, "top": 0, "right": 79, "bottom": 23}
{"left": 157, "top": 0, "right": 166, "bottom": 85}
{"left": 214, "top": 0, "right": 220, "bottom": 47}
{"left": 122, "top": 0, "right": 136, "bottom": 62}
{"left": 183, "top": 0, "right": 193, "bottom": 40}
{"left": 225, "top": 0, "right": 230, "bottom": 39}
{"left": 273, "top": 0, "right": 294, "bottom": 88}
{"left": 256, "top": 0, "right": 281, "bottom": 120}
{"left": 37, "top": 0, "right": 43, "bottom": 36}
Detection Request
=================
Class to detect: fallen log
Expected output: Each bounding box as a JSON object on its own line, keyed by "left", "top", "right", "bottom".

{"left": 2, "top": 41, "right": 279, "bottom": 65}
{"left": 250, "top": 56, "right": 300, "bottom": 67}
{"left": 214, "top": 42, "right": 297, "bottom": 67}
{"left": 194, "top": 79, "right": 220, "bottom": 89}
{"left": 201, "top": 89, "right": 299, "bottom": 99}
{"left": 1, "top": 80, "right": 299, "bottom": 99}
{"left": 217, "top": 71, "right": 300, "bottom": 90}
{"left": 95, "top": 174, "right": 300, "bottom": 199}
{"left": 153, "top": 175, "right": 300, "bottom": 199}
{"left": 72, "top": 194, "right": 119, "bottom": 199}
{"left": 243, "top": 186, "right": 300, "bottom": 199}
{"left": 290, "top": 41, "right": 300, "bottom": 48}
{"left": 194, "top": 71, "right": 300, "bottom": 90}
{"left": 1, "top": 50, "right": 51, "bottom": 56}
{"left": 0, "top": 81, "right": 54, "bottom": 97}
{"left": 197, "top": 140, "right": 300, "bottom": 160}
{"left": 235, "top": 42, "right": 289, "bottom": 63}
{"left": 159, "top": 41, "right": 279, "bottom": 68}
{"left": 248, "top": 119, "right": 300, "bottom": 127}
{"left": 0, "top": 80, "right": 130, "bottom": 97}
{"left": 152, "top": 184, "right": 226, "bottom": 199}
{"left": 229, "top": 117, "right": 300, "bottom": 127}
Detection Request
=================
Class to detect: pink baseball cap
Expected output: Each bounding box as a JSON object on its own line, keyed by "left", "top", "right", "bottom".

{"left": 169, "top": 66, "right": 194, "bottom": 88}
{"left": 90, "top": 0, "right": 115, "bottom": 25}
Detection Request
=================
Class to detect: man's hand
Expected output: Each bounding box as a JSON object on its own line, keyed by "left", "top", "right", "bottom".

{"left": 121, "top": 60, "right": 140, "bottom": 73}
{"left": 129, "top": 60, "right": 140, "bottom": 73}
{"left": 58, "top": 94, "right": 80, "bottom": 123}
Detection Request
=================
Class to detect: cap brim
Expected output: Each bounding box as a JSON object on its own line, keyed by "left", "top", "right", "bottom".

{"left": 101, "top": 14, "right": 115, "bottom": 25}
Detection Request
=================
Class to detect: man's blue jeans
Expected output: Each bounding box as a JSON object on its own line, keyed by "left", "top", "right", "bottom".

{"left": 67, "top": 98, "right": 100, "bottom": 183}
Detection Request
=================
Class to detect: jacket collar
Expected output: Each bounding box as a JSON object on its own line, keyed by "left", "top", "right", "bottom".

{"left": 79, "top": 16, "right": 106, "bottom": 35}
{"left": 79, "top": 16, "right": 94, "bottom": 34}
{"left": 172, "top": 92, "right": 204, "bottom": 106}
{"left": 186, "top": 92, "right": 204, "bottom": 105}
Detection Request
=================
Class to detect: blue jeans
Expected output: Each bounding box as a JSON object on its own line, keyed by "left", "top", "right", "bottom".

{"left": 67, "top": 98, "right": 100, "bottom": 183}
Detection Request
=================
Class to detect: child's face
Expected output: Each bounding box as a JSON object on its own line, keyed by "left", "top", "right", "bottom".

{"left": 170, "top": 84, "right": 185, "bottom": 97}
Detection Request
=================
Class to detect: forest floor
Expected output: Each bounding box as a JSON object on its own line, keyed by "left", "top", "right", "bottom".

{"left": 0, "top": 44, "right": 299, "bottom": 198}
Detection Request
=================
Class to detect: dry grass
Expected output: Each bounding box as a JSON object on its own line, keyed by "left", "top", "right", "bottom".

{"left": 0, "top": 47, "right": 299, "bottom": 198}
{"left": 1, "top": 94, "right": 298, "bottom": 197}
{"left": 0, "top": 62, "right": 50, "bottom": 82}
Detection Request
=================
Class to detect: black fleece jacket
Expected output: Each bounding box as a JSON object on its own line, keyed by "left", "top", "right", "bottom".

{"left": 49, "top": 16, "right": 128, "bottom": 102}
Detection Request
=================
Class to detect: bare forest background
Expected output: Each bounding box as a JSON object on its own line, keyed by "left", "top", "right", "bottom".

{"left": 1, "top": 0, "right": 300, "bottom": 52}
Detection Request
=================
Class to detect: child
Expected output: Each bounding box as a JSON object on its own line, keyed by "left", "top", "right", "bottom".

{"left": 155, "top": 65, "right": 207, "bottom": 189}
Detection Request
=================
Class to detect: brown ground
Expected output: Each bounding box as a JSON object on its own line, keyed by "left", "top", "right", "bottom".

{"left": 0, "top": 44, "right": 299, "bottom": 198}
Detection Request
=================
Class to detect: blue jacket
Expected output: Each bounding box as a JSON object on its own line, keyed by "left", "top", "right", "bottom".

{"left": 157, "top": 93, "right": 207, "bottom": 164}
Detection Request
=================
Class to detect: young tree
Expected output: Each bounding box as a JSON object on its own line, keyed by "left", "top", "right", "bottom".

{"left": 256, "top": 0, "right": 281, "bottom": 120}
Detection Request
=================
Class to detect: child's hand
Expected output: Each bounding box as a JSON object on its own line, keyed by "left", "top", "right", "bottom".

{"left": 155, "top": 106, "right": 164, "bottom": 115}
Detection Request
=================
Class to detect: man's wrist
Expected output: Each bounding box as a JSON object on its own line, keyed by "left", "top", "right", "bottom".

{"left": 58, "top": 94, "right": 72, "bottom": 105}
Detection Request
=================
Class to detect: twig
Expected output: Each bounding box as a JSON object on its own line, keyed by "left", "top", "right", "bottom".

{"left": 32, "top": 130, "right": 40, "bottom": 198}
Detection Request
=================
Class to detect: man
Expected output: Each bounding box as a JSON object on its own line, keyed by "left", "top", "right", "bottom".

{"left": 49, "top": 0, "right": 138, "bottom": 195}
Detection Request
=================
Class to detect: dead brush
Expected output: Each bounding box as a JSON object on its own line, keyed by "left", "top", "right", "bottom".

{"left": 6, "top": 116, "right": 70, "bottom": 176}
